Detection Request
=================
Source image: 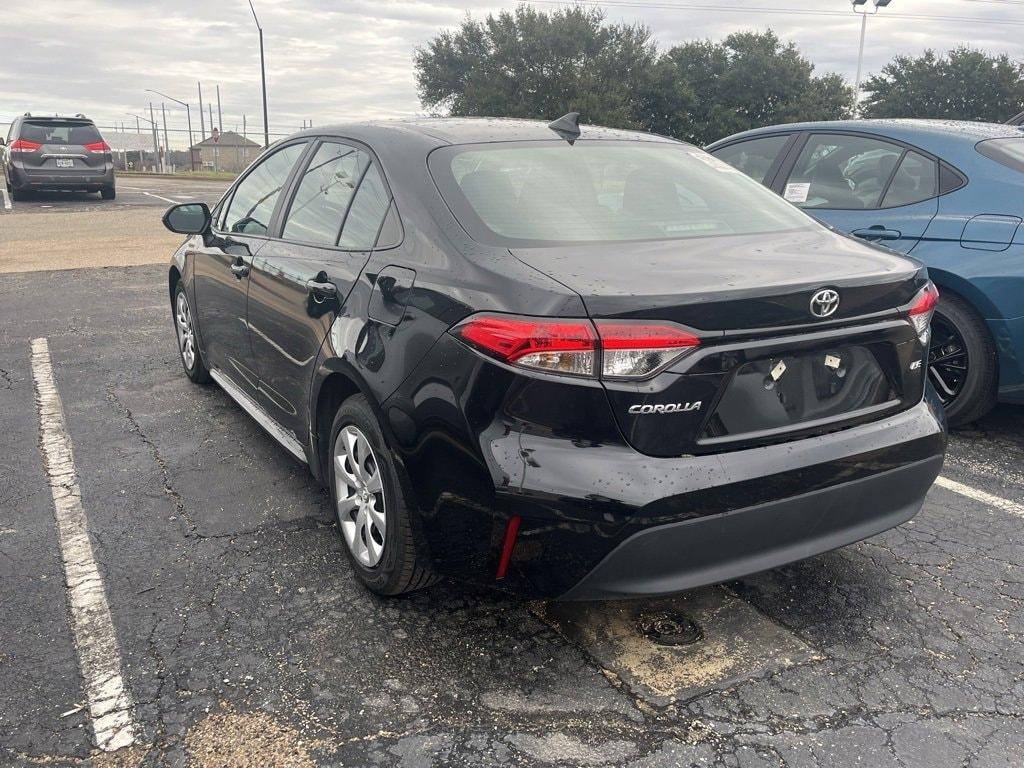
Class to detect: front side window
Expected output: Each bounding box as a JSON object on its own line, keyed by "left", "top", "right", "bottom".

{"left": 784, "top": 134, "right": 904, "bottom": 210}
{"left": 282, "top": 142, "right": 368, "bottom": 245}
{"left": 430, "top": 141, "right": 814, "bottom": 246}
{"left": 881, "top": 151, "right": 937, "bottom": 208}
{"left": 223, "top": 142, "right": 306, "bottom": 235}
{"left": 712, "top": 135, "right": 790, "bottom": 184}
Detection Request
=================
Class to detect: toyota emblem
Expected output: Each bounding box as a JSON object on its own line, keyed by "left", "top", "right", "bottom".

{"left": 810, "top": 289, "right": 840, "bottom": 318}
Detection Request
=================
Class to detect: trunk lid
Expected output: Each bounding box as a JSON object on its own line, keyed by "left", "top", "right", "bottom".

{"left": 510, "top": 228, "right": 923, "bottom": 331}
{"left": 512, "top": 228, "right": 930, "bottom": 457}
{"left": 18, "top": 119, "right": 106, "bottom": 172}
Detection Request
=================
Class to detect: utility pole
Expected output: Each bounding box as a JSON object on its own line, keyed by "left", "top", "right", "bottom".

{"left": 243, "top": 114, "right": 247, "bottom": 139}
{"left": 216, "top": 84, "right": 223, "bottom": 133}
{"left": 146, "top": 89, "right": 194, "bottom": 170}
{"left": 160, "top": 103, "right": 170, "bottom": 172}
{"left": 198, "top": 81, "right": 206, "bottom": 141}
{"left": 852, "top": 0, "right": 892, "bottom": 115}
{"left": 250, "top": 1, "right": 270, "bottom": 148}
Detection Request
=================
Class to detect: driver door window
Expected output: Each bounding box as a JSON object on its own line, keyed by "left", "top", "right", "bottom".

{"left": 783, "top": 134, "right": 903, "bottom": 210}
{"left": 222, "top": 142, "right": 306, "bottom": 235}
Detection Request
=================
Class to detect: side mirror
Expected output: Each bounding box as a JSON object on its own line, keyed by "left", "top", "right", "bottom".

{"left": 162, "top": 202, "right": 211, "bottom": 235}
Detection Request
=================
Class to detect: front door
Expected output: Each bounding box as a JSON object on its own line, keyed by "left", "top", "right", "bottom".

{"left": 778, "top": 132, "right": 940, "bottom": 255}
{"left": 192, "top": 141, "right": 308, "bottom": 395}
{"left": 247, "top": 139, "right": 393, "bottom": 443}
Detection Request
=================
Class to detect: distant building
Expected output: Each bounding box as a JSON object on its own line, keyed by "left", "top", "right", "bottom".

{"left": 190, "top": 129, "right": 261, "bottom": 173}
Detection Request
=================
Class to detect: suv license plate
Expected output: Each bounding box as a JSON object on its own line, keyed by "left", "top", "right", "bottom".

{"left": 55, "top": 158, "right": 74, "bottom": 168}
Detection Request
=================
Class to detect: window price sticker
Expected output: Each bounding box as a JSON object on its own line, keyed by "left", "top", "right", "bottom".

{"left": 784, "top": 182, "right": 811, "bottom": 203}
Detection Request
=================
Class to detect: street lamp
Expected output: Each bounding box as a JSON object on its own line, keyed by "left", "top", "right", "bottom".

{"left": 146, "top": 88, "right": 195, "bottom": 170}
{"left": 249, "top": 0, "right": 270, "bottom": 148}
{"left": 852, "top": 0, "right": 893, "bottom": 115}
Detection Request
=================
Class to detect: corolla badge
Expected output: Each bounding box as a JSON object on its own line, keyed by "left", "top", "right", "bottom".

{"left": 628, "top": 402, "right": 702, "bottom": 415}
{"left": 810, "top": 288, "right": 840, "bottom": 318}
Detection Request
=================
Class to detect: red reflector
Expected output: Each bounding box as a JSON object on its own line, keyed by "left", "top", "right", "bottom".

{"left": 495, "top": 515, "right": 522, "bottom": 580}
{"left": 84, "top": 140, "right": 111, "bottom": 153}
{"left": 453, "top": 315, "right": 596, "bottom": 363}
{"left": 909, "top": 282, "right": 939, "bottom": 316}
{"left": 9, "top": 139, "right": 41, "bottom": 152}
{"left": 595, "top": 322, "right": 701, "bottom": 350}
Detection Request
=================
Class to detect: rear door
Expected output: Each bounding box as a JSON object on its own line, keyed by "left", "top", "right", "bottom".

{"left": 247, "top": 138, "right": 393, "bottom": 443}
{"left": 17, "top": 119, "right": 106, "bottom": 176}
{"left": 192, "top": 140, "right": 308, "bottom": 395}
{"left": 777, "top": 132, "right": 939, "bottom": 254}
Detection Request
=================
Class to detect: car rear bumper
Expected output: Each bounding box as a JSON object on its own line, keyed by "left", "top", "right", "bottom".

{"left": 385, "top": 331, "right": 947, "bottom": 597}
{"left": 10, "top": 164, "right": 114, "bottom": 190}
{"left": 560, "top": 452, "right": 942, "bottom": 600}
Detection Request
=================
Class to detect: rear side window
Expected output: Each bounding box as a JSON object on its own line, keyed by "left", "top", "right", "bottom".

{"left": 223, "top": 142, "right": 306, "bottom": 235}
{"left": 711, "top": 135, "right": 790, "bottom": 184}
{"left": 881, "top": 151, "right": 937, "bottom": 208}
{"left": 784, "top": 134, "right": 903, "bottom": 209}
{"left": 339, "top": 164, "right": 390, "bottom": 249}
{"left": 977, "top": 137, "right": 1024, "bottom": 174}
{"left": 20, "top": 120, "right": 101, "bottom": 145}
{"left": 282, "top": 142, "right": 368, "bottom": 245}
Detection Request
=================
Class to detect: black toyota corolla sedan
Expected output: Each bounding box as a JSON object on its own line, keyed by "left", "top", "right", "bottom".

{"left": 162, "top": 115, "right": 946, "bottom": 599}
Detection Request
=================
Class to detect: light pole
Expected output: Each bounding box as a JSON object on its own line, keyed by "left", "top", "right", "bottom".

{"left": 250, "top": 0, "right": 270, "bottom": 148}
{"left": 146, "top": 89, "right": 194, "bottom": 170}
{"left": 852, "top": 0, "right": 892, "bottom": 115}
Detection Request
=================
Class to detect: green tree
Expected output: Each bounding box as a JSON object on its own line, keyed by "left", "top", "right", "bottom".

{"left": 862, "top": 47, "right": 1024, "bottom": 122}
{"left": 413, "top": 8, "right": 851, "bottom": 144}
{"left": 414, "top": 6, "right": 677, "bottom": 130}
{"left": 663, "top": 30, "right": 853, "bottom": 144}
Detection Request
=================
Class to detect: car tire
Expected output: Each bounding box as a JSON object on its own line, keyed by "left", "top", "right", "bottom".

{"left": 328, "top": 394, "right": 437, "bottom": 596}
{"left": 929, "top": 292, "right": 997, "bottom": 427}
{"left": 173, "top": 283, "right": 211, "bottom": 384}
{"left": 101, "top": 185, "right": 116, "bottom": 200}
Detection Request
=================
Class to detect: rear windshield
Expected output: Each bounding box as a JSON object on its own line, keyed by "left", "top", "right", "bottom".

{"left": 429, "top": 141, "right": 815, "bottom": 246}
{"left": 977, "top": 137, "right": 1024, "bottom": 174}
{"left": 20, "top": 120, "right": 101, "bottom": 145}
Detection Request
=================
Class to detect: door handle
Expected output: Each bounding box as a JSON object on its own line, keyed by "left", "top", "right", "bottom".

{"left": 229, "top": 258, "right": 250, "bottom": 278}
{"left": 852, "top": 226, "right": 901, "bottom": 241}
{"left": 306, "top": 277, "right": 338, "bottom": 299}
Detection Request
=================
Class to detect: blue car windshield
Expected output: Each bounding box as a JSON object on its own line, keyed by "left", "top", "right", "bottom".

{"left": 977, "top": 137, "right": 1024, "bottom": 174}
{"left": 431, "top": 141, "right": 816, "bottom": 246}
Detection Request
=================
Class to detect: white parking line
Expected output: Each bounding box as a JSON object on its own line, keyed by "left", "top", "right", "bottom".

{"left": 936, "top": 475, "right": 1024, "bottom": 518}
{"left": 141, "top": 191, "right": 180, "bottom": 204}
{"left": 30, "top": 338, "right": 140, "bottom": 752}
{"left": 1, "top": 187, "right": 11, "bottom": 211}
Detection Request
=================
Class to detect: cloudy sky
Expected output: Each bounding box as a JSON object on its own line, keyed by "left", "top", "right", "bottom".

{"left": 3, "top": 0, "right": 1023, "bottom": 147}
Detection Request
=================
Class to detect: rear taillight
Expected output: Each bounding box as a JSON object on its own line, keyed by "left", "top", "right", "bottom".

{"left": 594, "top": 321, "right": 701, "bottom": 378}
{"left": 907, "top": 282, "right": 939, "bottom": 342}
{"left": 451, "top": 314, "right": 700, "bottom": 379}
{"left": 84, "top": 140, "right": 111, "bottom": 153}
{"left": 9, "top": 139, "right": 42, "bottom": 152}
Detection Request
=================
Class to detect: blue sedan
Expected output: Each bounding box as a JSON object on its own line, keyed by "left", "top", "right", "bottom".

{"left": 708, "top": 120, "right": 1024, "bottom": 426}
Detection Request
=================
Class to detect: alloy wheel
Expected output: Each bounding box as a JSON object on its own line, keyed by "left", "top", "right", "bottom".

{"left": 175, "top": 291, "right": 196, "bottom": 370}
{"left": 334, "top": 425, "right": 387, "bottom": 567}
{"left": 928, "top": 314, "right": 968, "bottom": 406}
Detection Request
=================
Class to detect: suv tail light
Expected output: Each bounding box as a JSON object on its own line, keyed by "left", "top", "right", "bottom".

{"left": 907, "top": 282, "right": 939, "bottom": 342}
{"left": 84, "top": 140, "right": 111, "bottom": 153}
{"left": 451, "top": 314, "right": 700, "bottom": 379}
{"left": 9, "top": 139, "right": 42, "bottom": 153}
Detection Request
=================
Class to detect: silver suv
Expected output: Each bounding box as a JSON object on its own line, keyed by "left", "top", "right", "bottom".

{"left": 2, "top": 114, "right": 115, "bottom": 200}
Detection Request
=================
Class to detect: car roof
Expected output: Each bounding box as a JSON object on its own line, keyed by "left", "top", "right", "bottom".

{"left": 712, "top": 118, "right": 1023, "bottom": 148}
{"left": 294, "top": 116, "right": 683, "bottom": 147}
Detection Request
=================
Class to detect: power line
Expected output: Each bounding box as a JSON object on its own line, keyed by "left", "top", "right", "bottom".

{"left": 526, "top": 0, "right": 1024, "bottom": 25}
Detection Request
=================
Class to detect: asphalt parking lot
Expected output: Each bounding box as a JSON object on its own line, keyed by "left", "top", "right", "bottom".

{"left": 1, "top": 188, "right": 1023, "bottom": 767}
